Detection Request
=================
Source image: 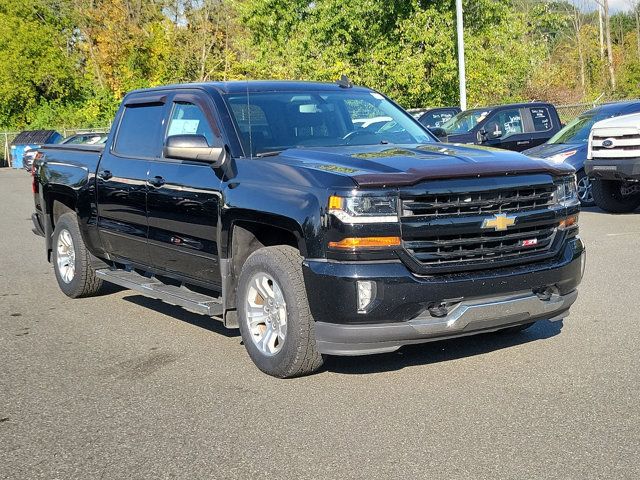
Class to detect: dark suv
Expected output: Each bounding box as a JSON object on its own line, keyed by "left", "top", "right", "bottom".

{"left": 442, "top": 102, "right": 562, "bottom": 152}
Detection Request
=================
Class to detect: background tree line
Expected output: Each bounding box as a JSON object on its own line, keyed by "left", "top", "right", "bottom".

{"left": 0, "top": 0, "right": 638, "bottom": 130}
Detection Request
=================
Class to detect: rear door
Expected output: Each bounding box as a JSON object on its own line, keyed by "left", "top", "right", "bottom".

{"left": 96, "top": 94, "right": 168, "bottom": 266}
{"left": 482, "top": 107, "right": 532, "bottom": 151}
{"left": 145, "top": 91, "right": 224, "bottom": 286}
{"left": 524, "top": 106, "right": 557, "bottom": 149}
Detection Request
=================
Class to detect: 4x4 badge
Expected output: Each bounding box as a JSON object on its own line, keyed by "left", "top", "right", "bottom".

{"left": 482, "top": 213, "right": 517, "bottom": 231}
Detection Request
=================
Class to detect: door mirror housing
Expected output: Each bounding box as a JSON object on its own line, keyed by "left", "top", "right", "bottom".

{"left": 429, "top": 127, "right": 448, "bottom": 143}
{"left": 164, "top": 135, "right": 227, "bottom": 167}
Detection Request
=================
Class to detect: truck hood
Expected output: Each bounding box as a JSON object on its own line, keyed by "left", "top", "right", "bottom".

{"left": 268, "top": 144, "right": 574, "bottom": 187}
{"left": 523, "top": 143, "right": 587, "bottom": 169}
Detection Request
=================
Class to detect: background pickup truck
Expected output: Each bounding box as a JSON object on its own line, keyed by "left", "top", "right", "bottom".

{"left": 586, "top": 112, "right": 640, "bottom": 213}
{"left": 32, "top": 81, "right": 585, "bottom": 377}
{"left": 441, "top": 102, "right": 562, "bottom": 152}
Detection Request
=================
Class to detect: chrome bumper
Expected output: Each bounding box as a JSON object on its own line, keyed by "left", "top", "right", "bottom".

{"left": 315, "top": 289, "right": 578, "bottom": 355}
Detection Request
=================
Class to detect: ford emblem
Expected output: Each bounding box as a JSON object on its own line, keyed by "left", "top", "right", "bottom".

{"left": 602, "top": 139, "right": 615, "bottom": 148}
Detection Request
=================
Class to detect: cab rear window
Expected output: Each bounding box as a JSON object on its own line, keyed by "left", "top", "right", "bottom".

{"left": 530, "top": 107, "right": 552, "bottom": 132}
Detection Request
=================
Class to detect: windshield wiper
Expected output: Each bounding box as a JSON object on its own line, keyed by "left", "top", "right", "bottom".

{"left": 255, "top": 150, "right": 284, "bottom": 158}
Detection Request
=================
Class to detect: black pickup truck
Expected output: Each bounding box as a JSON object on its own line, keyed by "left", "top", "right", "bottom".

{"left": 32, "top": 81, "right": 585, "bottom": 377}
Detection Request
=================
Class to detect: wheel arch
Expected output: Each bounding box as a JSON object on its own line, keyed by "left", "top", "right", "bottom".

{"left": 221, "top": 215, "right": 306, "bottom": 328}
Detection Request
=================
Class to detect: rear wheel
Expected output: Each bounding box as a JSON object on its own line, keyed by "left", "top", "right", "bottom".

{"left": 52, "top": 212, "right": 103, "bottom": 298}
{"left": 237, "top": 245, "right": 323, "bottom": 378}
{"left": 591, "top": 179, "right": 640, "bottom": 213}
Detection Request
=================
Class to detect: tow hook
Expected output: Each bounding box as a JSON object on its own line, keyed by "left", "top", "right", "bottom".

{"left": 534, "top": 286, "right": 559, "bottom": 301}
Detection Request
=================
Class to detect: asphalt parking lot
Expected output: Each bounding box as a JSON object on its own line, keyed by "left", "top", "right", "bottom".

{"left": 1, "top": 167, "right": 639, "bottom": 479}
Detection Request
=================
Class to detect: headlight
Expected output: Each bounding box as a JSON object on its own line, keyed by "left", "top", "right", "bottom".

{"left": 548, "top": 150, "right": 577, "bottom": 163}
{"left": 328, "top": 195, "right": 398, "bottom": 223}
{"left": 554, "top": 176, "right": 579, "bottom": 206}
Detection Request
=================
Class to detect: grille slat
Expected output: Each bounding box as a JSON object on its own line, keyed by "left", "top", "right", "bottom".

{"left": 402, "top": 186, "right": 555, "bottom": 218}
{"left": 400, "top": 181, "right": 560, "bottom": 273}
{"left": 403, "top": 226, "right": 555, "bottom": 250}
{"left": 410, "top": 235, "right": 554, "bottom": 262}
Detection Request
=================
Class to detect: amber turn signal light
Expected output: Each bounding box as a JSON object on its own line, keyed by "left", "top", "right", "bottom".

{"left": 559, "top": 215, "right": 578, "bottom": 229}
{"left": 328, "top": 236, "right": 401, "bottom": 249}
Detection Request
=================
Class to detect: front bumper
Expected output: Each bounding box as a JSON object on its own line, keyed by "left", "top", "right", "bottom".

{"left": 585, "top": 159, "right": 640, "bottom": 181}
{"left": 303, "top": 238, "right": 585, "bottom": 355}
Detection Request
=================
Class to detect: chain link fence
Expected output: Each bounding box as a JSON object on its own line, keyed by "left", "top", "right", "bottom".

{"left": 555, "top": 99, "right": 609, "bottom": 124}
{"left": 1, "top": 127, "right": 109, "bottom": 168}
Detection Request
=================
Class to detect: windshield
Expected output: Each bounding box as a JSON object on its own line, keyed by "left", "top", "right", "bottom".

{"left": 224, "top": 91, "right": 434, "bottom": 156}
{"left": 548, "top": 112, "right": 614, "bottom": 144}
{"left": 441, "top": 108, "right": 491, "bottom": 134}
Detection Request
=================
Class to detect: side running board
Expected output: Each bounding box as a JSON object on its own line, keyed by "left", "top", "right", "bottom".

{"left": 96, "top": 269, "right": 223, "bottom": 317}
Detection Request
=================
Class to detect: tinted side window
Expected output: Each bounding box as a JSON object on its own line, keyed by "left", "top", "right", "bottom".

{"left": 167, "top": 102, "right": 218, "bottom": 146}
{"left": 485, "top": 109, "right": 523, "bottom": 138}
{"left": 420, "top": 110, "right": 457, "bottom": 128}
{"left": 115, "top": 104, "right": 165, "bottom": 157}
{"left": 530, "top": 107, "right": 552, "bottom": 132}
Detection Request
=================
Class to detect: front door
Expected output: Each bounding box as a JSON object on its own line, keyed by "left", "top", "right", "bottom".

{"left": 96, "top": 95, "right": 167, "bottom": 266}
{"left": 482, "top": 108, "right": 532, "bottom": 151}
{"left": 146, "top": 92, "right": 224, "bottom": 286}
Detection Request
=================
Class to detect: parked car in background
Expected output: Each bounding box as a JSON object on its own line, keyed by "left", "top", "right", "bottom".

{"left": 22, "top": 132, "right": 108, "bottom": 171}
{"left": 10, "top": 130, "right": 62, "bottom": 169}
{"left": 416, "top": 107, "right": 461, "bottom": 129}
{"left": 523, "top": 101, "right": 640, "bottom": 207}
{"left": 586, "top": 112, "right": 640, "bottom": 213}
{"left": 441, "top": 102, "right": 562, "bottom": 152}
{"left": 61, "top": 132, "right": 108, "bottom": 145}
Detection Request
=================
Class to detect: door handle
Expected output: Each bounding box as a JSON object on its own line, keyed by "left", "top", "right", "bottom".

{"left": 97, "top": 169, "right": 112, "bottom": 181}
{"left": 517, "top": 141, "right": 531, "bottom": 145}
{"left": 148, "top": 175, "right": 166, "bottom": 188}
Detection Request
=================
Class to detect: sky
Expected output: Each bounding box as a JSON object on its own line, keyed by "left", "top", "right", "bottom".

{"left": 572, "top": 0, "right": 631, "bottom": 12}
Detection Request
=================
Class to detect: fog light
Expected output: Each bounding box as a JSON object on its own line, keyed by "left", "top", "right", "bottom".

{"left": 357, "top": 280, "right": 376, "bottom": 313}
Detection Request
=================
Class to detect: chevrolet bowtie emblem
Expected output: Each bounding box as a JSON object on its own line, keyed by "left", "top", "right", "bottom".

{"left": 482, "top": 213, "right": 517, "bottom": 231}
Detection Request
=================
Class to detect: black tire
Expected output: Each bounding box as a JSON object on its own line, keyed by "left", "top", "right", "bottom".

{"left": 237, "top": 245, "right": 323, "bottom": 378}
{"left": 496, "top": 322, "right": 536, "bottom": 334}
{"left": 52, "top": 212, "right": 103, "bottom": 298}
{"left": 576, "top": 169, "right": 595, "bottom": 207}
{"left": 591, "top": 179, "right": 640, "bottom": 213}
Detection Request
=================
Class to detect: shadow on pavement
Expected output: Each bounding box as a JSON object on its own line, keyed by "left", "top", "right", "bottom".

{"left": 122, "top": 294, "right": 240, "bottom": 338}
{"left": 581, "top": 206, "right": 639, "bottom": 215}
{"left": 322, "top": 319, "right": 564, "bottom": 375}
{"left": 119, "top": 293, "right": 564, "bottom": 374}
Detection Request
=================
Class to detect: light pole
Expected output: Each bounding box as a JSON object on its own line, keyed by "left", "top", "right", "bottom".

{"left": 455, "top": 0, "right": 467, "bottom": 111}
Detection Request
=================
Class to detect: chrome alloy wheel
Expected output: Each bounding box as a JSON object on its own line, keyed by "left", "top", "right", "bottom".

{"left": 577, "top": 175, "right": 594, "bottom": 204}
{"left": 56, "top": 229, "right": 76, "bottom": 284}
{"left": 245, "top": 272, "right": 287, "bottom": 356}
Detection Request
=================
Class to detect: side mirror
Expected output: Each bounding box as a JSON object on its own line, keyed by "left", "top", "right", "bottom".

{"left": 476, "top": 129, "right": 487, "bottom": 143}
{"left": 164, "top": 135, "right": 227, "bottom": 167}
{"left": 429, "top": 127, "right": 448, "bottom": 143}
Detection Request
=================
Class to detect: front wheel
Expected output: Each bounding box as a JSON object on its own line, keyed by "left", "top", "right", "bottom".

{"left": 591, "top": 179, "right": 640, "bottom": 213}
{"left": 576, "top": 170, "right": 595, "bottom": 207}
{"left": 237, "top": 245, "right": 323, "bottom": 378}
{"left": 52, "top": 212, "right": 103, "bottom": 298}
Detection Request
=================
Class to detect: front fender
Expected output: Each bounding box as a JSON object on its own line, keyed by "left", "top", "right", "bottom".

{"left": 220, "top": 184, "right": 322, "bottom": 258}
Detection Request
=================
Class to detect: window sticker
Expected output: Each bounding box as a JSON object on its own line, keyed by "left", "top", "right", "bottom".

{"left": 370, "top": 92, "right": 384, "bottom": 100}
{"left": 168, "top": 119, "right": 200, "bottom": 136}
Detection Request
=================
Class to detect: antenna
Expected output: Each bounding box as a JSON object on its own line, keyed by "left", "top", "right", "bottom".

{"left": 246, "top": 77, "right": 253, "bottom": 160}
{"left": 336, "top": 74, "right": 353, "bottom": 89}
